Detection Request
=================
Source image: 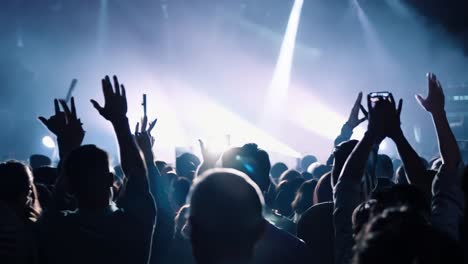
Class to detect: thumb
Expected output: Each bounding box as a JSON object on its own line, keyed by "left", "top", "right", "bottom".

{"left": 90, "top": 100, "right": 104, "bottom": 114}
{"left": 415, "top": 94, "right": 426, "bottom": 109}
{"left": 38, "top": 117, "right": 49, "bottom": 127}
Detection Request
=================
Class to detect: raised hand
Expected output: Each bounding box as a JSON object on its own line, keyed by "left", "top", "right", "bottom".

{"left": 91, "top": 75, "right": 128, "bottom": 123}
{"left": 346, "top": 92, "right": 367, "bottom": 129}
{"left": 198, "top": 139, "right": 220, "bottom": 165}
{"left": 135, "top": 115, "right": 158, "bottom": 160}
{"left": 38, "top": 97, "right": 85, "bottom": 150}
{"left": 416, "top": 73, "right": 445, "bottom": 114}
{"left": 385, "top": 94, "right": 403, "bottom": 140}
{"left": 365, "top": 94, "right": 391, "bottom": 142}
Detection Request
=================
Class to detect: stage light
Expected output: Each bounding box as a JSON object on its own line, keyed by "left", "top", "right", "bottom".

{"left": 174, "top": 87, "right": 301, "bottom": 158}
{"left": 263, "top": 0, "right": 304, "bottom": 118}
{"left": 42, "top": 136, "right": 56, "bottom": 149}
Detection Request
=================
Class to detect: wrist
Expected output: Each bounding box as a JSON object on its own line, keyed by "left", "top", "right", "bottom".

{"left": 363, "top": 130, "right": 381, "bottom": 143}
{"left": 389, "top": 129, "right": 404, "bottom": 141}
{"left": 430, "top": 109, "right": 446, "bottom": 119}
{"left": 111, "top": 116, "right": 129, "bottom": 125}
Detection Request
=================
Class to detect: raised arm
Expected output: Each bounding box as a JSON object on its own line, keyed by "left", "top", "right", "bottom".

{"left": 416, "top": 73, "right": 464, "bottom": 240}
{"left": 39, "top": 97, "right": 85, "bottom": 160}
{"left": 196, "top": 139, "right": 220, "bottom": 177}
{"left": 38, "top": 96, "right": 85, "bottom": 210}
{"left": 327, "top": 92, "right": 367, "bottom": 165}
{"left": 383, "top": 95, "right": 429, "bottom": 194}
{"left": 333, "top": 94, "right": 390, "bottom": 264}
{"left": 91, "top": 75, "right": 149, "bottom": 196}
{"left": 416, "top": 73, "right": 462, "bottom": 167}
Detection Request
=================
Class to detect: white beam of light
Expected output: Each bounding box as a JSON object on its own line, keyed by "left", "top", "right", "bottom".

{"left": 264, "top": 0, "right": 304, "bottom": 116}
{"left": 175, "top": 89, "right": 301, "bottom": 159}
{"left": 96, "top": 0, "right": 108, "bottom": 55}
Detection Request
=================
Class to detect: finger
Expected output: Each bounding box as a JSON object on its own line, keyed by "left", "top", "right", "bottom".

{"left": 367, "top": 93, "right": 372, "bottom": 112}
{"left": 113, "top": 75, "right": 121, "bottom": 96}
{"left": 70, "top": 97, "right": 77, "bottom": 119}
{"left": 428, "top": 73, "right": 437, "bottom": 95}
{"left": 59, "top": 99, "right": 71, "bottom": 122}
{"left": 198, "top": 139, "right": 205, "bottom": 151}
{"left": 141, "top": 116, "right": 148, "bottom": 132}
{"left": 397, "top": 99, "right": 403, "bottom": 116}
{"left": 54, "top": 99, "right": 60, "bottom": 115}
{"left": 354, "top": 92, "right": 363, "bottom": 107}
{"left": 359, "top": 104, "right": 368, "bottom": 117}
{"left": 148, "top": 118, "right": 158, "bottom": 133}
{"left": 90, "top": 99, "right": 104, "bottom": 114}
{"left": 389, "top": 93, "right": 396, "bottom": 109}
{"left": 38, "top": 117, "right": 49, "bottom": 127}
{"left": 415, "top": 94, "right": 426, "bottom": 109}
{"left": 121, "top": 84, "right": 126, "bottom": 99}
{"left": 102, "top": 78, "right": 113, "bottom": 99}
{"left": 135, "top": 122, "right": 140, "bottom": 135}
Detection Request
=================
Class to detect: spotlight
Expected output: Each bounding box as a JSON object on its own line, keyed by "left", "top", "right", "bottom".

{"left": 42, "top": 136, "right": 56, "bottom": 149}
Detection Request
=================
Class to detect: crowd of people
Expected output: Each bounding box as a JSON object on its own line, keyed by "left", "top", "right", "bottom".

{"left": 1, "top": 72, "right": 467, "bottom": 264}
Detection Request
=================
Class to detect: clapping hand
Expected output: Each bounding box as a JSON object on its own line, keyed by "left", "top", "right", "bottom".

{"left": 365, "top": 92, "right": 402, "bottom": 142}
{"left": 416, "top": 73, "right": 445, "bottom": 115}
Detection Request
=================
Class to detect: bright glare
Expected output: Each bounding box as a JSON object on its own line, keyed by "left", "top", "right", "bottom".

{"left": 175, "top": 88, "right": 301, "bottom": 158}
{"left": 42, "top": 136, "right": 56, "bottom": 149}
{"left": 264, "top": 0, "right": 304, "bottom": 116}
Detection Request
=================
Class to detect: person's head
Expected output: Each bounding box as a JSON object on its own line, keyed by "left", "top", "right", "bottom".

{"left": 331, "top": 140, "right": 359, "bottom": 187}
{"left": 292, "top": 179, "right": 318, "bottom": 216}
{"left": 29, "top": 154, "right": 51, "bottom": 169}
{"left": 274, "top": 177, "right": 305, "bottom": 217}
{"left": 64, "top": 145, "right": 114, "bottom": 210}
{"left": 307, "top": 162, "right": 331, "bottom": 180}
{"left": 270, "top": 162, "right": 288, "bottom": 184}
{"left": 313, "top": 172, "right": 333, "bottom": 204}
{"left": 176, "top": 153, "right": 201, "bottom": 181}
{"left": 352, "top": 199, "right": 377, "bottom": 236}
{"left": 155, "top": 160, "right": 168, "bottom": 172}
{"left": 376, "top": 154, "right": 393, "bottom": 180}
{"left": 297, "top": 202, "right": 335, "bottom": 264}
{"left": 33, "top": 166, "right": 58, "bottom": 186}
{"left": 353, "top": 206, "right": 462, "bottom": 264}
{"left": 188, "top": 168, "right": 266, "bottom": 264}
{"left": 170, "top": 177, "right": 191, "bottom": 211}
{"left": 300, "top": 154, "right": 317, "bottom": 172}
{"left": 370, "top": 184, "right": 430, "bottom": 220}
{"left": 221, "top": 143, "right": 271, "bottom": 193}
{"left": 0, "top": 160, "right": 34, "bottom": 210}
{"left": 278, "top": 169, "right": 302, "bottom": 183}
{"left": 302, "top": 171, "right": 314, "bottom": 181}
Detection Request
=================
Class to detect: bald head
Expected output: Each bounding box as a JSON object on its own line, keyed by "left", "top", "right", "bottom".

{"left": 188, "top": 168, "right": 265, "bottom": 263}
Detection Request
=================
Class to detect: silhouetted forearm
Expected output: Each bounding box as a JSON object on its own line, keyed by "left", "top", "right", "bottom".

{"left": 393, "top": 132, "right": 427, "bottom": 189}
{"left": 432, "top": 110, "right": 461, "bottom": 168}
{"left": 113, "top": 118, "right": 149, "bottom": 194}
{"left": 339, "top": 132, "right": 375, "bottom": 183}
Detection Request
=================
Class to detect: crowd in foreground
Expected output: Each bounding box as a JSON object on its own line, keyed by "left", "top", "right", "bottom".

{"left": 1, "top": 73, "right": 467, "bottom": 264}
